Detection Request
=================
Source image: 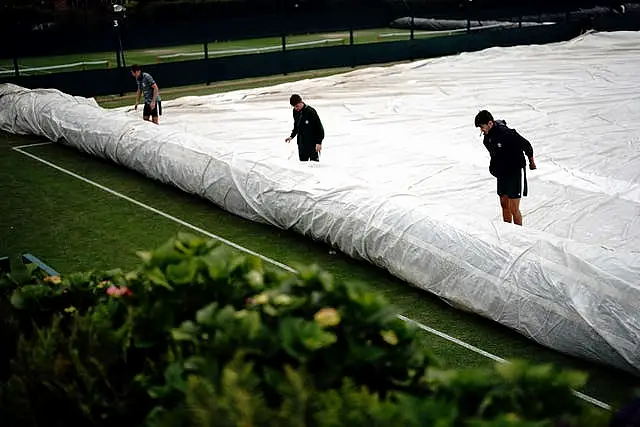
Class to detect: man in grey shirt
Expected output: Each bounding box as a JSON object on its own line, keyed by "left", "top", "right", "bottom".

{"left": 131, "top": 64, "right": 161, "bottom": 124}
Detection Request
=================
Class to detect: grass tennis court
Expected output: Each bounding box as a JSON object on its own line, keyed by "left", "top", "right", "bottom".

{"left": 0, "top": 27, "right": 459, "bottom": 76}
{"left": 1, "top": 66, "right": 638, "bottom": 411}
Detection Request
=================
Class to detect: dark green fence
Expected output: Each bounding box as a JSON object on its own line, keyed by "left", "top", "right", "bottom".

{"left": 1, "top": 23, "right": 582, "bottom": 98}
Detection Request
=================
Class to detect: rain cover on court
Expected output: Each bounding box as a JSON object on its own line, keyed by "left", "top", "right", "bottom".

{"left": 1, "top": 30, "right": 639, "bottom": 375}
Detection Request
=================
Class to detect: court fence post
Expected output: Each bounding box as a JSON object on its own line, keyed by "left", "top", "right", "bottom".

{"left": 13, "top": 56, "right": 19, "bottom": 77}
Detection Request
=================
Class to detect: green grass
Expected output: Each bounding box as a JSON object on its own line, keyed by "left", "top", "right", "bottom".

{"left": 0, "top": 27, "right": 453, "bottom": 75}
{"left": 1, "top": 68, "right": 639, "bottom": 408}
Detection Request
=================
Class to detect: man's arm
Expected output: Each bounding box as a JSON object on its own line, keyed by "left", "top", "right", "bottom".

{"left": 135, "top": 88, "right": 141, "bottom": 110}
{"left": 150, "top": 83, "right": 159, "bottom": 108}
{"left": 314, "top": 109, "right": 325, "bottom": 143}
{"left": 309, "top": 108, "right": 324, "bottom": 153}
{"left": 513, "top": 130, "right": 536, "bottom": 169}
{"left": 482, "top": 136, "right": 497, "bottom": 176}
{"left": 286, "top": 110, "right": 299, "bottom": 143}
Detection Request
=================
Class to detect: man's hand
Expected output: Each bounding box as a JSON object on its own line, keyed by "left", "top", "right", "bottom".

{"left": 150, "top": 102, "right": 156, "bottom": 111}
{"left": 285, "top": 137, "right": 292, "bottom": 143}
{"left": 316, "top": 144, "right": 322, "bottom": 153}
{"left": 134, "top": 104, "right": 138, "bottom": 111}
{"left": 529, "top": 157, "right": 537, "bottom": 170}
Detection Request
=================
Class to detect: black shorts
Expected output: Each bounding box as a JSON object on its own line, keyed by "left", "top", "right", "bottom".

{"left": 298, "top": 143, "right": 319, "bottom": 162}
{"left": 143, "top": 101, "right": 162, "bottom": 117}
{"left": 497, "top": 170, "right": 522, "bottom": 199}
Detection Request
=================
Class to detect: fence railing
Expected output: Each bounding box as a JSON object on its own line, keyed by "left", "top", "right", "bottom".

{"left": 1, "top": 22, "right": 582, "bottom": 99}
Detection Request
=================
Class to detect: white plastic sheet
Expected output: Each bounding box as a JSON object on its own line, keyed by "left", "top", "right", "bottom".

{"left": 1, "top": 30, "right": 639, "bottom": 374}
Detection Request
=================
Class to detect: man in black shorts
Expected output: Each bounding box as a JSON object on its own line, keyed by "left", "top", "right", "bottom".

{"left": 475, "top": 110, "right": 537, "bottom": 226}
{"left": 131, "top": 64, "right": 161, "bottom": 124}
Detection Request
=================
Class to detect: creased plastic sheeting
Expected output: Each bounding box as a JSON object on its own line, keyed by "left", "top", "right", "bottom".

{"left": 1, "top": 30, "right": 640, "bottom": 375}
{"left": 389, "top": 18, "right": 550, "bottom": 31}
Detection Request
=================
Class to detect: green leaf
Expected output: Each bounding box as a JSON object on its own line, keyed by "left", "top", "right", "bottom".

{"left": 200, "top": 246, "right": 231, "bottom": 281}
{"left": 300, "top": 321, "right": 337, "bottom": 351}
{"left": 184, "top": 356, "right": 207, "bottom": 372}
{"left": 245, "top": 270, "right": 264, "bottom": 289}
{"left": 165, "top": 258, "right": 198, "bottom": 285}
{"left": 263, "top": 304, "right": 279, "bottom": 317}
{"left": 302, "top": 330, "right": 337, "bottom": 351}
{"left": 525, "top": 364, "right": 554, "bottom": 382}
{"left": 175, "top": 232, "right": 206, "bottom": 252}
{"left": 318, "top": 270, "right": 334, "bottom": 292}
{"left": 148, "top": 238, "right": 186, "bottom": 267}
{"left": 147, "top": 385, "right": 170, "bottom": 399}
{"left": 164, "top": 362, "right": 187, "bottom": 393}
{"left": 214, "top": 305, "right": 240, "bottom": 329}
{"left": 279, "top": 318, "right": 301, "bottom": 358}
{"left": 146, "top": 267, "right": 174, "bottom": 290}
{"left": 66, "top": 271, "right": 93, "bottom": 287}
{"left": 9, "top": 290, "right": 25, "bottom": 309}
{"left": 195, "top": 303, "right": 219, "bottom": 327}
{"left": 239, "top": 310, "right": 263, "bottom": 340}
{"left": 136, "top": 250, "right": 152, "bottom": 263}
{"left": 172, "top": 321, "right": 199, "bottom": 342}
{"left": 559, "top": 370, "right": 588, "bottom": 389}
{"left": 103, "top": 268, "right": 124, "bottom": 277}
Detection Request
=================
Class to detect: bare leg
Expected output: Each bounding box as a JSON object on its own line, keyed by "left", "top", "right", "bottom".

{"left": 143, "top": 115, "right": 151, "bottom": 122}
{"left": 500, "top": 195, "right": 512, "bottom": 223}
{"left": 152, "top": 116, "right": 159, "bottom": 125}
{"left": 509, "top": 198, "right": 523, "bottom": 226}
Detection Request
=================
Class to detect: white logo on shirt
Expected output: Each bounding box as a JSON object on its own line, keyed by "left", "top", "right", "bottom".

{"left": 305, "top": 120, "right": 309, "bottom": 124}
{"left": 497, "top": 143, "right": 502, "bottom": 148}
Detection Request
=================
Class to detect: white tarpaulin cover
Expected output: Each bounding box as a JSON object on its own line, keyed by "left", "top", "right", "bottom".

{"left": 1, "top": 30, "right": 639, "bottom": 374}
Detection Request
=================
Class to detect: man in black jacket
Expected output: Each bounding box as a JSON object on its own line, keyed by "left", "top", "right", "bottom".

{"left": 285, "top": 94, "right": 325, "bottom": 162}
{"left": 475, "top": 110, "right": 537, "bottom": 226}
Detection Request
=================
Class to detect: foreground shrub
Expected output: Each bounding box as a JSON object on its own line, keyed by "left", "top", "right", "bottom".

{"left": 0, "top": 234, "right": 611, "bottom": 426}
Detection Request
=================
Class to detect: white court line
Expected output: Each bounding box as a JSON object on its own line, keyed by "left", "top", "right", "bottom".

{"left": 399, "top": 315, "right": 611, "bottom": 410}
{"left": 158, "top": 38, "right": 345, "bottom": 59}
{"left": 0, "top": 60, "right": 109, "bottom": 76}
{"left": 12, "top": 142, "right": 612, "bottom": 411}
{"left": 12, "top": 141, "right": 55, "bottom": 149}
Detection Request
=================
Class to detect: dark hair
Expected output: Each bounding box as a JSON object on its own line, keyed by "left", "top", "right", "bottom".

{"left": 130, "top": 64, "right": 141, "bottom": 72}
{"left": 289, "top": 94, "right": 302, "bottom": 106}
{"left": 474, "top": 110, "right": 494, "bottom": 127}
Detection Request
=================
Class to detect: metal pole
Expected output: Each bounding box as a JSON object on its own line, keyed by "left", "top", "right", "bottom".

{"left": 204, "top": 42, "right": 210, "bottom": 85}
{"left": 13, "top": 56, "right": 20, "bottom": 77}
{"left": 350, "top": 0, "right": 355, "bottom": 68}
{"left": 119, "top": 31, "right": 126, "bottom": 69}
{"left": 113, "top": 18, "right": 124, "bottom": 97}
{"left": 400, "top": 0, "right": 414, "bottom": 40}
{"left": 411, "top": 15, "right": 415, "bottom": 40}
{"left": 112, "top": 2, "right": 127, "bottom": 96}
{"left": 116, "top": 20, "right": 126, "bottom": 68}
{"left": 115, "top": 20, "right": 122, "bottom": 70}
{"left": 281, "top": 0, "right": 287, "bottom": 75}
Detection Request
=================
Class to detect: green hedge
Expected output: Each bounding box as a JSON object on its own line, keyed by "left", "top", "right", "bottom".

{"left": 0, "top": 234, "right": 609, "bottom": 426}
